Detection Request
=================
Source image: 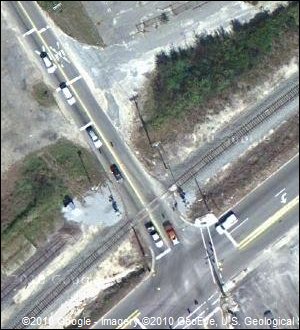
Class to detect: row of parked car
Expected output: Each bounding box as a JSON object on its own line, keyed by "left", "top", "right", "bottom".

{"left": 145, "top": 220, "right": 179, "bottom": 248}
{"left": 39, "top": 50, "right": 124, "bottom": 183}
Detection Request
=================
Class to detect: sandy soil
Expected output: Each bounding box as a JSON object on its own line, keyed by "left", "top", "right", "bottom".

{"left": 39, "top": 236, "right": 143, "bottom": 329}
{"left": 1, "top": 8, "right": 88, "bottom": 177}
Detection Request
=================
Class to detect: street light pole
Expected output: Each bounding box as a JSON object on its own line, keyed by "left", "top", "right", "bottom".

{"left": 153, "top": 141, "right": 177, "bottom": 184}
{"left": 195, "top": 178, "right": 211, "bottom": 212}
{"left": 77, "top": 150, "right": 92, "bottom": 185}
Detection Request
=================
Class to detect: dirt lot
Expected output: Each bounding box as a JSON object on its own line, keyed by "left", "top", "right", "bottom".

{"left": 188, "top": 113, "right": 299, "bottom": 219}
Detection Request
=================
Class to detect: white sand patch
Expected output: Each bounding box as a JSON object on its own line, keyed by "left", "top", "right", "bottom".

{"left": 41, "top": 239, "right": 142, "bottom": 329}
{"left": 256, "top": 1, "right": 289, "bottom": 12}
{"left": 62, "top": 186, "right": 123, "bottom": 227}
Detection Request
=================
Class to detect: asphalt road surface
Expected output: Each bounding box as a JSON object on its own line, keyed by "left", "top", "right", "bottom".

{"left": 5, "top": 0, "right": 176, "bottom": 249}
{"left": 93, "top": 155, "right": 299, "bottom": 329}
{"left": 3, "top": 2, "right": 299, "bottom": 328}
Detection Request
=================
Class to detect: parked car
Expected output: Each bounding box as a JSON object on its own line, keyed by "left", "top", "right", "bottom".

{"left": 215, "top": 210, "right": 239, "bottom": 235}
{"left": 110, "top": 164, "right": 123, "bottom": 182}
{"left": 86, "top": 126, "right": 102, "bottom": 149}
{"left": 145, "top": 221, "right": 164, "bottom": 248}
{"left": 59, "top": 82, "right": 76, "bottom": 105}
{"left": 163, "top": 221, "right": 179, "bottom": 245}
{"left": 39, "top": 51, "right": 56, "bottom": 73}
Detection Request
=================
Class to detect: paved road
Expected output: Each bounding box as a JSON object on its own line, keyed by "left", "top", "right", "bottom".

{"left": 94, "top": 155, "right": 299, "bottom": 329}
{"left": 3, "top": 2, "right": 299, "bottom": 328}
{"left": 5, "top": 0, "right": 176, "bottom": 254}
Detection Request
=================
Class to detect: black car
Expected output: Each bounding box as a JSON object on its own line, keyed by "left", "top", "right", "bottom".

{"left": 110, "top": 164, "right": 123, "bottom": 181}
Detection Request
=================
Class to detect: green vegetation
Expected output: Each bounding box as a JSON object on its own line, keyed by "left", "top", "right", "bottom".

{"left": 146, "top": 2, "right": 299, "bottom": 128}
{"left": 32, "top": 82, "right": 56, "bottom": 107}
{"left": 37, "top": 1, "right": 105, "bottom": 46}
{"left": 37, "top": 1, "right": 61, "bottom": 11}
{"left": 1, "top": 139, "right": 105, "bottom": 269}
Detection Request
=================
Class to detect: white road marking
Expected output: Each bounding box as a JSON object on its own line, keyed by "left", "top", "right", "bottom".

{"left": 203, "top": 307, "right": 221, "bottom": 324}
{"left": 281, "top": 192, "right": 287, "bottom": 204}
{"left": 23, "top": 27, "right": 35, "bottom": 37}
{"left": 223, "top": 229, "right": 239, "bottom": 247}
{"left": 182, "top": 309, "right": 208, "bottom": 329}
{"left": 38, "top": 25, "right": 50, "bottom": 33}
{"left": 49, "top": 43, "right": 71, "bottom": 65}
{"left": 275, "top": 188, "right": 286, "bottom": 197}
{"left": 173, "top": 302, "right": 207, "bottom": 329}
{"left": 230, "top": 217, "right": 249, "bottom": 234}
{"left": 79, "top": 121, "right": 93, "bottom": 131}
{"left": 200, "top": 228, "right": 216, "bottom": 284}
{"left": 135, "top": 318, "right": 147, "bottom": 329}
{"left": 207, "top": 292, "right": 217, "bottom": 301}
{"left": 211, "top": 298, "right": 219, "bottom": 305}
{"left": 67, "top": 75, "right": 82, "bottom": 85}
{"left": 155, "top": 248, "right": 171, "bottom": 260}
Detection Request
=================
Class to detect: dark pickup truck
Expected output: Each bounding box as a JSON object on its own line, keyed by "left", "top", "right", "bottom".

{"left": 110, "top": 164, "right": 123, "bottom": 182}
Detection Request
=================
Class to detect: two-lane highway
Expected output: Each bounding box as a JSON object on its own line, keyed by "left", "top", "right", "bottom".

{"left": 3, "top": 1, "right": 299, "bottom": 328}
{"left": 94, "top": 155, "right": 299, "bottom": 329}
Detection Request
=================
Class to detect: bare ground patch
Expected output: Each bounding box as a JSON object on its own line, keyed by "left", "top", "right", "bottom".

{"left": 31, "top": 82, "right": 56, "bottom": 107}
{"left": 188, "top": 113, "right": 299, "bottom": 220}
{"left": 37, "top": 1, "right": 105, "bottom": 47}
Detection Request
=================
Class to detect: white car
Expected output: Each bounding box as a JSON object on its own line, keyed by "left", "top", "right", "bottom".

{"left": 40, "top": 51, "right": 57, "bottom": 73}
{"left": 59, "top": 82, "right": 76, "bottom": 105}
{"left": 145, "top": 221, "right": 164, "bottom": 248}
{"left": 86, "top": 126, "right": 102, "bottom": 149}
{"left": 151, "top": 231, "right": 164, "bottom": 248}
{"left": 215, "top": 211, "right": 239, "bottom": 235}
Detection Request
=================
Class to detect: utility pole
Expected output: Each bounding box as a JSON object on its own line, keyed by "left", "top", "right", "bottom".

{"left": 130, "top": 94, "right": 153, "bottom": 146}
{"left": 209, "top": 251, "right": 226, "bottom": 297}
{"left": 152, "top": 142, "right": 168, "bottom": 170}
{"left": 153, "top": 142, "right": 177, "bottom": 184}
{"left": 195, "top": 178, "right": 211, "bottom": 212}
{"left": 206, "top": 236, "right": 239, "bottom": 327}
{"left": 130, "top": 94, "right": 172, "bottom": 172}
{"left": 77, "top": 150, "right": 92, "bottom": 185}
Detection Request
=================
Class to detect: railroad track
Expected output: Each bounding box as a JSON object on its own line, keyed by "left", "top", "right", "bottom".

{"left": 1, "top": 237, "right": 67, "bottom": 302}
{"left": 176, "top": 83, "right": 299, "bottom": 187}
{"left": 6, "top": 83, "right": 298, "bottom": 329}
{"left": 7, "top": 219, "right": 134, "bottom": 329}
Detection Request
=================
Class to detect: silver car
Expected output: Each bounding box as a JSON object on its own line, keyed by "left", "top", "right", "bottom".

{"left": 40, "top": 51, "right": 57, "bottom": 74}
{"left": 59, "top": 82, "right": 76, "bottom": 105}
{"left": 86, "top": 126, "right": 102, "bottom": 149}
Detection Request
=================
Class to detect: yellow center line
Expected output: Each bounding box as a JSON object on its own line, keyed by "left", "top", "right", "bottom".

{"left": 238, "top": 196, "right": 299, "bottom": 250}
{"left": 116, "top": 310, "right": 141, "bottom": 329}
{"left": 17, "top": 2, "right": 150, "bottom": 214}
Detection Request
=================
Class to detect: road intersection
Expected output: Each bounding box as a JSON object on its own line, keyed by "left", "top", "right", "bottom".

{"left": 3, "top": 2, "right": 299, "bottom": 329}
